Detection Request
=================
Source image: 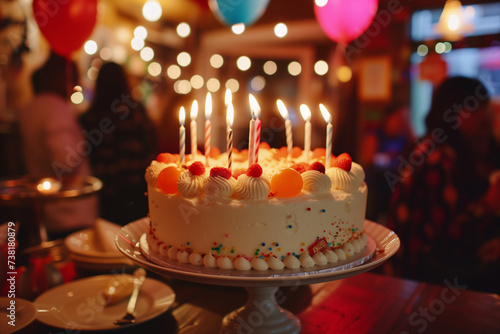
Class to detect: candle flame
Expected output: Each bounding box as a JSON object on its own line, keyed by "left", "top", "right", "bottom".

{"left": 300, "top": 104, "right": 311, "bottom": 122}
{"left": 190, "top": 100, "right": 198, "bottom": 120}
{"left": 225, "top": 89, "right": 232, "bottom": 106}
{"left": 249, "top": 94, "right": 261, "bottom": 119}
{"left": 319, "top": 103, "right": 331, "bottom": 123}
{"left": 227, "top": 103, "right": 234, "bottom": 128}
{"left": 179, "top": 106, "right": 185, "bottom": 125}
{"left": 277, "top": 99, "right": 288, "bottom": 119}
{"left": 205, "top": 92, "right": 212, "bottom": 119}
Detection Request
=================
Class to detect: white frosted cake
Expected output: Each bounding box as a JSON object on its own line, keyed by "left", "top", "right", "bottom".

{"left": 144, "top": 147, "right": 368, "bottom": 271}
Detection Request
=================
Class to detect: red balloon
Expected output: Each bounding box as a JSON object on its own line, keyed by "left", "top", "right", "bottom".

{"left": 314, "top": 0, "right": 378, "bottom": 44}
{"left": 32, "top": 0, "right": 97, "bottom": 57}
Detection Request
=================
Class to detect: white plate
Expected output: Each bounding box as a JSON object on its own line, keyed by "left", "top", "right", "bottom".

{"left": 34, "top": 275, "right": 175, "bottom": 331}
{"left": 116, "top": 218, "right": 400, "bottom": 287}
{"left": 0, "top": 297, "right": 37, "bottom": 334}
{"left": 65, "top": 228, "right": 124, "bottom": 259}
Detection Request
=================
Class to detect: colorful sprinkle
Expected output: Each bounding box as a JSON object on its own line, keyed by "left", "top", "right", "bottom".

{"left": 226, "top": 233, "right": 230, "bottom": 238}
{"left": 261, "top": 243, "right": 266, "bottom": 246}
{"left": 231, "top": 250, "right": 235, "bottom": 253}
{"left": 306, "top": 207, "right": 311, "bottom": 211}
{"left": 277, "top": 248, "right": 282, "bottom": 252}
{"left": 301, "top": 242, "right": 306, "bottom": 246}
{"left": 321, "top": 209, "right": 326, "bottom": 213}
{"left": 288, "top": 225, "right": 293, "bottom": 229}
{"left": 269, "top": 247, "right": 272, "bottom": 251}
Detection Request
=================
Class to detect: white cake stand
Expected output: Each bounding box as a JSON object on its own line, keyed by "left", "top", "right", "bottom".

{"left": 116, "top": 219, "right": 400, "bottom": 334}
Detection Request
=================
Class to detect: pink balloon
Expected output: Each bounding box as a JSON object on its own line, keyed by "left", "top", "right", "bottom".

{"left": 314, "top": 0, "right": 378, "bottom": 44}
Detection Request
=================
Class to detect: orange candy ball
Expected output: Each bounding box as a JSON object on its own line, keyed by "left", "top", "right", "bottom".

{"left": 271, "top": 168, "right": 303, "bottom": 198}
{"left": 157, "top": 166, "right": 182, "bottom": 194}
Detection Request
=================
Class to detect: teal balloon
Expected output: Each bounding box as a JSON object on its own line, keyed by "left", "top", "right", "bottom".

{"left": 209, "top": 0, "right": 270, "bottom": 26}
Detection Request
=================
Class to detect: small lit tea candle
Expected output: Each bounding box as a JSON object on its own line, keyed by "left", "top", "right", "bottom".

{"left": 226, "top": 103, "right": 234, "bottom": 170}
{"left": 179, "top": 107, "right": 186, "bottom": 164}
{"left": 277, "top": 99, "right": 293, "bottom": 161}
{"left": 190, "top": 100, "right": 198, "bottom": 160}
{"left": 320, "top": 104, "right": 333, "bottom": 168}
{"left": 300, "top": 104, "right": 311, "bottom": 163}
{"left": 36, "top": 178, "right": 62, "bottom": 195}
{"left": 205, "top": 92, "right": 212, "bottom": 166}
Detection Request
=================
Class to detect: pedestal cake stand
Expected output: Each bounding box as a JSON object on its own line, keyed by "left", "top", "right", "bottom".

{"left": 116, "top": 218, "right": 400, "bottom": 334}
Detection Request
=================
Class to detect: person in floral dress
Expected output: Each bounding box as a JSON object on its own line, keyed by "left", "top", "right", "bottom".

{"left": 386, "top": 76, "right": 500, "bottom": 293}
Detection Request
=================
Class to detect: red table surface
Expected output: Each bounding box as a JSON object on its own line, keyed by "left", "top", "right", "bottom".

{"left": 24, "top": 271, "right": 499, "bottom": 334}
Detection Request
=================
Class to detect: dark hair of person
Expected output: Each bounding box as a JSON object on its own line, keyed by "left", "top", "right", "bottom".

{"left": 32, "top": 51, "right": 78, "bottom": 99}
{"left": 90, "top": 62, "right": 131, "bottom": 111}
{"left": 424, "top": 76, "right": 490, "bottom": 145}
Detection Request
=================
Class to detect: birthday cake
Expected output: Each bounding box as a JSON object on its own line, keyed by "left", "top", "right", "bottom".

{"left": 144, "top": 146, "right": 368, "bottom": 271}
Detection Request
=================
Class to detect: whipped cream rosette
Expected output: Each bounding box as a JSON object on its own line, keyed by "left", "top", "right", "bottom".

{"left": 235, "top": 164, "right": 271, "bottom": 200}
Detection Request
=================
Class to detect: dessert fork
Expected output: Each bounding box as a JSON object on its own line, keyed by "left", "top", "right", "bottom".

{"left": 114, "top": 268, "right": 147, "bottom": 325}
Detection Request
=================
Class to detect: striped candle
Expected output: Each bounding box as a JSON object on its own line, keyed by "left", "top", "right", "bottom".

{"left": 179, "top": 107, "right": 186, "bottom": 165}
{"left": 190, "top": 100, "right": 198, "bottom": 160}
{"left": 277, "top": 99, "right": 293, "bottom": 161}
{"left": 226, "top": 103, "right": 234, "bottom": 170}
{"left": 249, "top": 94, "right": 261, "bottom": 164}
{"left": 205, "top": 92, "right": 212, "bottom": 166}
{"left": 300, "top": 104, "right": 312, "bottom": 163}
{"left": 320, "top": 104, "right": 332, "bottom": 168}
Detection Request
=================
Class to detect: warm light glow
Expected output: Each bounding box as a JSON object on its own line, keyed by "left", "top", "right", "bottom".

{"left": 444, "top": 42, "right": 452, "bottom": 53}
{"left": 435, "top": 0, "right": 473, "bottom": 41}
{"left": 314, "top": 60, "right": 329, "bottom": 76}
{"left": 237, "top": 56, "right": 251, "bottom": 71}
{"left": 288, "top": 61, "right": 302, "bottom": 76}
{"left": 143, "top": 0, "right": 162, "bottom": 22}
{"left": 435, "top": 42, "right": 446, "bottom": 54}
{"left": 140, "top": 47, "right": 154, "bottom": 61}
{"left": 250, "top": 76, "right": 266, "bottom": 92}
{"left": 190, "top": 100, "right": 198, "bottom": 120}
{"left": 100, "top": 47, "right": 112, "bottom": 60}
{"left": 179, "top": 107, "right": 186, "bottom": 125}
{"left": 337, "top": 66, "right": 352, "bottom": 82}
{"left": 249, "top": 94, "right": 261, "bottom": 119}
{"left": 36, "top": 178, "right": 61, "bottom": 194}
{"left": 210, "top": 54, "right": 224, "bottom": 68}
{"left": 274, "top": 23, "right": 288, "bottom": 38}
{"left": 225, "top": 88, "right": 232, "bottom": 106}
{"left": 263, "top": 61, "right": 277, "bottom": 75}
{"left": 115, "top": 27, "right": 131, "bottom": 44}
{"left": 205, "top": 93, "right": 212, "bottom": 119}
{"left": 231, "top": 23, "right": 245, "bottom": 35}
{"left": 148, "top": 62, "right": 162, "bottom": 76}
{"left": 417, "top": 44, "right": 429, "bottom": 56}
{"left": 174, "top": 80, "right": 192, "bottom": 94}
{"left": 87, "top": 67, "right": 98, "bottom": 80}
{"left": 277, "top": 99, "right": 288, "bottom": 119}
{"left": 207, "top": 78, "right": 221, "bottom": 92}
{"left": 84, "top": 40, "right": 97, "bottom": 55}
{"left": 177, "top": 52, "right": 191, "bottom": 67}
{"left": 134, "top": 26, "right": 148, "bottom": 40}
{"left": 300, "top": 104, "right": 311, "bottom": 122}
{"left": 319, "top": 104, "right": 331, "bottom": 123}
{"left": 315, "top": 0, "right": 328, "bottom": 7}
{"left": 167, "top": 65, "right": 181, "bottom": 79}
{"left": 190, "top": 75, "right": 204, "bottom": 89}
{"left": 225, "top": 79, "right": 240, "bottom": 93}
{"left": 177, "top": 22, "right": 191, "bottom": 38}
{"left": 111, "top": 45, "right": 127, "bottom": 64}
{"left": 227, "top": 103, "right": 234, "bottom": 128}
{"left": 71, "top": 91, "right": 84, "bottom": 104}
{"left": 131, "top": 37, "right": 145, "bottom": 51}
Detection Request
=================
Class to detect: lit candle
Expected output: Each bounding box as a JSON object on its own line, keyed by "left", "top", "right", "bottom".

{"left": 277, "top": 99, "right": 293, "bottom": 161}
{"left": 190, "top": 100, "right": 198, "bottom": 160}
{"left": 249, "top": 94, "right": 261, "bottom": 164}
{"left": 36, "top": 178, "right": 62, "bottom": 195}
{"left": 320, "top": 104, "right": 333, "bottom": 168}
{"left": 300, "top": 104, "right": 311, "bottom": 163}
{"left": 226, "top": 102, "right": 234, "bottom": 170}
{"left": 205, "top": 92, "right": 212, "bottom": 166}
{"left": 179, "top": 106, "right": 186, "bottom": 164}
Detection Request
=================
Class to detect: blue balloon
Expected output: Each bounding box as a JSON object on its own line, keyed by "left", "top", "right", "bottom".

{"left": 209, "top": 0, "right": 270, "bottom": 26}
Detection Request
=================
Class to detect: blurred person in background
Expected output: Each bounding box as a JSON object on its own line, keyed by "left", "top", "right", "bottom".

{"left": 80, "top": 62, "right": 158, "bottom": 225}
{"left": 386, "top": 76, "right": 500, "bottom": 293}
{"left": 360, "top": 104, "right": 415, "bottom": 224}
{"left": 18, "top": 51, "right": 97, "bottom": 238}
